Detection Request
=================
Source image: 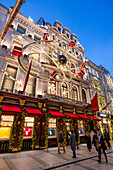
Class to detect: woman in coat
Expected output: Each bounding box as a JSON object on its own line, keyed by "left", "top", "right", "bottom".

{"left": 97, "top": 130, "right": 108, "bottom": 163}
{"left": 85, "top": 131, "right": 92, "bottom": 153}
{"left": 70, "top": 130, "right": 76, "bottom": 158}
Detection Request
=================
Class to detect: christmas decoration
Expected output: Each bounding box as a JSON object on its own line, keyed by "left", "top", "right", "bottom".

{"left": 12, "top": 46, "right": 23, "bottom": 57}
{"left": 69, "top": 41, "right": 75, "bottom": 48}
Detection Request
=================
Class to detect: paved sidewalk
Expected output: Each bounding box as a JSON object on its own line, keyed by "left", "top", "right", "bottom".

{"left": 0, "top": 141, "right": 113, "bottom": 170}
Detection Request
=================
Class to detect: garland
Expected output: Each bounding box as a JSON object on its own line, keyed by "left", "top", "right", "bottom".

{"left": 57, "top": 118, "right": 60, "bottom": 134}
{"left": 63, "top": 119, "right": 66, "bottom": 147}
{"left": 32, "top": 116, "right": 39, "bottom": 150}
{"left": 45, "top": 115, "right": 48, "bottom": 151}
{"left": 76, "top": 120, "right": 80, "bottom": 144}
{"left": 9, "top": 115, "right": 18, "bottom": 151}
{"left": 87, "top": 120, "right": 90, "bottom": 132}
{"left": 72, "top": 120, "right": 75, "bottom": 131}
{"left": 17, "top": 108, "right": 27, "bottom": 151}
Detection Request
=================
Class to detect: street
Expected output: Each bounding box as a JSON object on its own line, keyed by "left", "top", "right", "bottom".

{"left": 0, "top": 142, "right": 113, "bottom": 170}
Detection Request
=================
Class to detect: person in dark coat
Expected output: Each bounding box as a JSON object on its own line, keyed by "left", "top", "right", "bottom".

{"left": 85, "top": 131, "right": 92, "bottom": 153}
{"left": 92, "top": 131, "right": 97, "bottom": 148}
{"left": 75, "top": 129, "right": 79, "bottom": 149}
{"left": 104, "top": 129, "right": 111, "bottom": 149}
{"left": 97, "top": 130, "right": 108, "bottom": 164}
{"left": 70, "top": 130, "right": 76, "bottom": 158}
{"left": 58, "top": 130, "right": 66, "bottom": 154}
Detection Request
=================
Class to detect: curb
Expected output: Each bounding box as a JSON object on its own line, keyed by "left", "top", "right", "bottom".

{"left": 44, "top": 151, "right": 113, "bottom": 170}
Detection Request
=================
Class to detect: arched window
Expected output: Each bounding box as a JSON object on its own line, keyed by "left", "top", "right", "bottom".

{"left": 61, "top": 82, "right": 68, "bottom": 98}
{"left": 82, "top": 89, "right": 87, "bottom": 103}
{"left": 72, "top": 86, "right": 78, "bottom": 101}
{"left": 48, "top": 81, "right": 56, "bottom": 95}
{"left": 71, "top": 63, "right": 76, "bottom": 74}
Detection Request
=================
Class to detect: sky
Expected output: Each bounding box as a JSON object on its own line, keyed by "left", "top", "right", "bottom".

{"left": 1, "top": 0, "right": 113, "bottom": 76}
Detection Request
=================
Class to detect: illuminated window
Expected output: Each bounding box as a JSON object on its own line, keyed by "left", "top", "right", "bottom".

{"left": 61, "top": 82, "right": 68, "bottom": 98}
{"left": 17, "top": 25, "right": 26, "bottom": 34}
{"left": 72, "top": 86, "right": 78, "bottom": 101}
{"left": 48, "top": 118, "right": 56, "bottom": 137}
{"left": 82, "top": 89, "right": 87, "bottom": 103}
{"left": 23, "top": 117, "right": 34, "bottom": 138}
{"left": 102, "top": 96, "right": 106, "bottom": 107}
{"left": 91, "top": 79, "right": 94, "bottom": 87}
{"left": 98, "top": 82, "right": 101, "bottom": 91}
{"left": 94, "top": 81, "right": 98, "bottom": 89}
{"left": 1, "top": 65, "right": 17, "bottom": 92}
{"left": 98, "top": 95, "right": 103, "bottom": 109}
{"left": 78, "top": 120, "right": 84, "bottom": 135}
{"left": 48, "top": 81, "right": 56, "bottom": 95}
{"left": 26, "top": 75, "right": 36, "bottom": 97}
{"left": 71, "top": 63, "right": 76, "bottom": 74}
{"left": 0, "top": 115, "right": 14, "bottom": 139}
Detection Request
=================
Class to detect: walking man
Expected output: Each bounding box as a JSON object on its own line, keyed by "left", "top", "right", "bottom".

{"left": 58, "top": 130, "right": 66, "bottom": 154}
{"left": 70, "top": 130, "right": 76, "bottom": 158}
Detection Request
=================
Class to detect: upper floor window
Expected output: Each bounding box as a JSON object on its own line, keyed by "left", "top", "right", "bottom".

{"left": 58, "top": 27, "right": 61, "bottom": 33}
{"left": 1, "top": 65, "right": 17, "bottom": 92}
{"left": 67, "top": 34, "right": 69, "bottom": 38}
{"left": 26, "top": 75, "right": 36, "bottom": 97}
{"left": 63, "top": 42, "right": 67, "bottom": 50}
{"left": 34, "top": 36, "right": 41, "bottom": 41}
{"left": 98, "top": 82, "right": 101, "bottom": 91}
{"left": 94, "top": 81, "right": 98, "bottom": 89}
{"left": 17, "top": 25, "right": 26, "bottom": 34}
{"left": 91, "top": 79, "right": 94, "bottom": 87}
{"left": 61, "top": 82, "right": 68, "bottom": 98}
{"left": 48, "top": 81, "right": 56, "bottom": 95}
{"left": 72, "top": 86, "right": 78, "bottom": 101}
{"left": 71, "top": 63, "right": 76, "bottom": 74}
{"left": 82, "top": 89, "right": 87, "bottom": 103}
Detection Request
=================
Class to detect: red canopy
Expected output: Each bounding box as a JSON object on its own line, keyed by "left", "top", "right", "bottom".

{"left": 88, "top": 115, "right": 101, "bottom": 121}
{"left": 2, "top": 104, "right": 22, "bottom": 115}
{"left": 48, "top": 110, "right": 65, "bottom": 118}
{"left": 64, "top": 112, "right": 80, "bottom": 120}
{"left": 77, "top": 114, "right": 91, "bottom": 120}
{"left": 25, "top": 107, "right": 43, "bottom": 117}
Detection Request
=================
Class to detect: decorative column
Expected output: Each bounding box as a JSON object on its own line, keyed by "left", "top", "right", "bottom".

{"left": 79, "top": 85, "right": 83, "bottom": 102}
{"left": 32, "top": 116, "right": 40, "bottom": 149}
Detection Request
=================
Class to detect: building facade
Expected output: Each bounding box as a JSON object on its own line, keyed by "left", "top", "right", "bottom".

{"left": 0, "top": 4, "right": 101, "bottom": 153}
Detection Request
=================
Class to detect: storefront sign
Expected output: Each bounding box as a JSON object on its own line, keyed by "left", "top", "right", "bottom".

{"left": 2, "top": 97, "right": 19, "bottom": 104}
{"left": 47, "top": 105, "right": 60, "bottom": 111}
{"left": 24, "top": 101, "right": 38, "bottom": 107}
{"left": 63, "top": 107, "right": 73, "bottom": 113}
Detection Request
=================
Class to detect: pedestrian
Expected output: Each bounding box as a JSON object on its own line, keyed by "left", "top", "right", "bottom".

{"left": 90, "top": 130, "right": 94, "bottom": 144}
{"left": 70, "top": 130, "right": 76, "bottom": 158}
{"left": 104, "top": 129, "right": 111, "bottom": 149}
{"left": 96, "top": 130, "right": 108, "bottom": 164}
{"left": 58, "top": 130, "right": 66, "bottom": 154}
{"left": 92, "top": 131, "right": 97, "bottom": 149}
{"left": 75, "top": 129, "right": 79, "bottom": 149}
{"left": 85, "top": 131, "right": 92, "bottom": 153}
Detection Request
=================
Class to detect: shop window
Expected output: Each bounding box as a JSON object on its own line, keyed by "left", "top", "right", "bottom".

{"left": 82, "top": 89, "right": 87, "bottom": 103}
{"left": 78, "top": 120, "right": 84, "bottom": 135}
{"left": 26, "top": 75, "right": 36, "bottom": 97}
{"left": 72, "top": 86, "right": 78, "bottom": 101}
{"left": 48, "top": 118, "right": 56, "bottom": 137}
{"left": 17, "top": 25, "right": 26, "bottom": 34}
{"left": 1, "top": 65, "right": 17, "bottom": 92}
{"left": 61, "top": 82, "right": 68, "bottom": 98}
{"left": 23, "top": 117, "right": 34, "bottom": 138}
{"left": 0, "top": 115, "right": 14, "bottom": 139}
{"left": 48, "top": 81, "right": 56, "bottom": 95}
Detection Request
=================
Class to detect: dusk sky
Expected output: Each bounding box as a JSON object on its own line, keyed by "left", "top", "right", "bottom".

{"left": 1, "top": 0, "right": 113, "bottom": 76}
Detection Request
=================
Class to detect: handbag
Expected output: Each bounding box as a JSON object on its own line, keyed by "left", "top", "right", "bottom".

{"left": 105, "top": 141, "right": 108, "bottom": 149}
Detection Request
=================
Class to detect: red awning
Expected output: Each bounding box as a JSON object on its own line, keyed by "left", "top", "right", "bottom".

{"left": 64, "top": 112, "right": 80, "bottom": 120}
{"left": 77, "top": 114, "right": 91, "bottom": 120}
{"left": 88, "top": 115, "right": 101, "bottom": 121}
{"left": 25, "top": 107, "right": 43, "bottom": 117}
{"left": 48, "top": 110, "right": 65, "bottom": 118}
{"left": 2, "top": 104, "right": 22, "bottom": 115}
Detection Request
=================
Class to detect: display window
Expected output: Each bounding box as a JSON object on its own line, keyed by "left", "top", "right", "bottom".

{"left": 78, "top": 120, "right": 84, "bottom": 135}
{"left": 0, "top": 115, "right": 14, "bottom": 139}
{"left": 23, "top": 117, "right": 34, "bottom": 138}
{"left": 48, "top": 118, "right": 56, "bottom": 138}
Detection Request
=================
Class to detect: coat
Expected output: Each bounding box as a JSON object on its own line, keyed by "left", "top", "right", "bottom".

{"left": 85, "top": 135, "right": 92, "bottom": 149}
{"left": 92, "top": 134, "right": 97, "bottom": 147}
{"left": 58, "top": 131, "right": 64, "bottom": 143}
{"left": 70, "top": 133, "right": 76, "bottom": 151}
{"left": 98, "top": 135, "right": 107, "bottom": 150}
